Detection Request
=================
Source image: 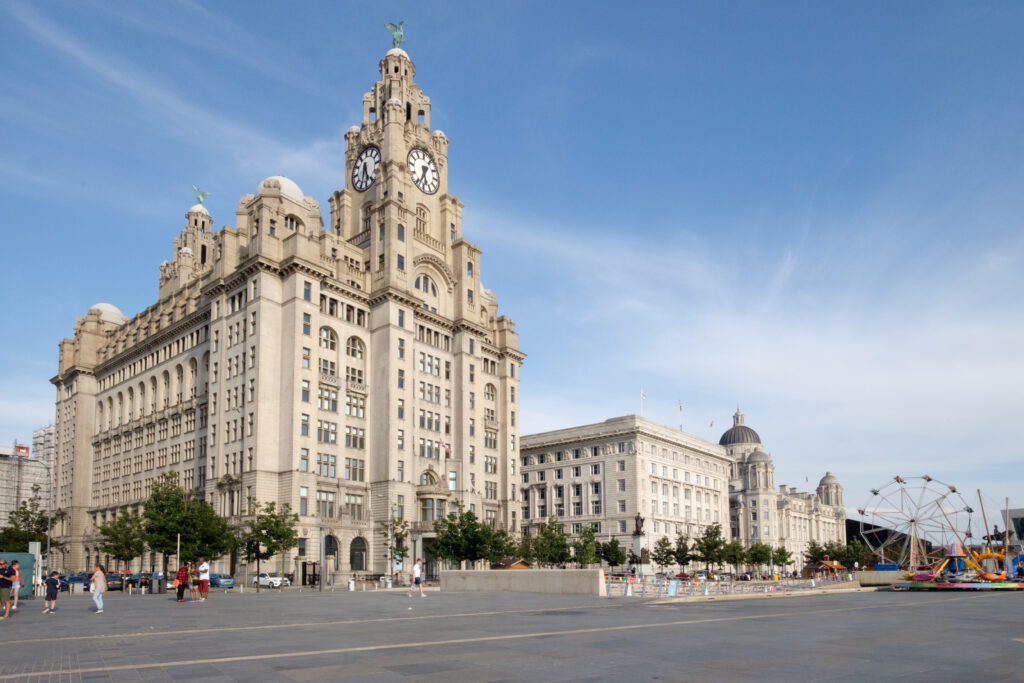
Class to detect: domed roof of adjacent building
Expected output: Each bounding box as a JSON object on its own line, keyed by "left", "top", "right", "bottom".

{"left": 747, "top": 449, "right": 771, "bottom": 463}
{"left": 386, "top": 47, "right": 409, "bottom": 59}
{"left": 719, "top": 408, "right": 761, "bottom": 445}
{"left": 188, "top": 203, "right": 209, "bottom": 215}
{"left": 819, "top": 472, "right": 840, "bottom": 486}
{"left": 256, "top": 175, "right": 305, "bottom": 203}
{"left": 88, "top": 303, "right": 127, "bottom": 324}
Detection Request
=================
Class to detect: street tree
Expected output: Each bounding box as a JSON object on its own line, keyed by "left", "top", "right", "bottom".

{"left": 693, "top": 523, "right": 726, "bottom": 573}
{"left": 380, "top": 516, "right": 410, "bottom": 574}
{"left": 241, "top": 501, "right": 298, "bottom": 591}
{"left": 805, "top": 540, "right": 828, "bottom": 564}
{"left": 651, "top": 536, "right": 676, "bottom": 573}
{"left": 533, "top": 517, "right": 570, "bottom": 566}
{"left": 141, "top": 472, "right": 189, "bottom": 577}
{"left": 722, "top": 541, "right": 747, "bottom": 575}
{"left": 432, "top": 503, "right": 490, "bottom": 567}
{"left": 517, "top": 533, "right": 536, "bottom": 564}
{"left": 772, "top": 545, "right": 794, "bottom": 573}
{"left": 747, "top": 542, "right": 773, "bottom": 574}
{"left": 483, "top": 527, "right": 518, "bottom": 563}
{"left": 0, "top": 485, "right": 55, "bottom": 552}
{"left": 673, "top": 533, "right": 694, "bottom": 571}
{"left": 98, "top": 511, "right": 146, "bottom": 570}
{"left": 572, "top": 525, "right": 598, "bottom": 566}
{"left": 600, "top": 538, "right": 626, "bottom": 568}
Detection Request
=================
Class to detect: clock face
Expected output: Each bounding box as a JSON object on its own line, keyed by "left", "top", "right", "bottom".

{"left": 407, "top": 148, "right": 440, "bottom": 194}
{"left": 351, "top": 146, "right": 381, "bottom": 192}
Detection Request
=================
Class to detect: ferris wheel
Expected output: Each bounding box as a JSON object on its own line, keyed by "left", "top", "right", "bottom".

{"left": 857, "top": 475, "right": 975, "bottom": 570}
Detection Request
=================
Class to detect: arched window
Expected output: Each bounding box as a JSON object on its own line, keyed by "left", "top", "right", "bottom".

{"left": 414, "top": 275, "right": 437, "bottom": 296}
{"left": 419, "top": 471, "right": 437, "bottom": 486}
{"left": 346, "top": 336, "right": 365, "bottom": 360}
{"left": 319, "top": 327, "right": 338, "bottom": 351}
{"left": 325, "top": 534, "right": 339, "bottom": 571}
{"left": 349, "top": 537, "right": 367, "bottom": 571}
{"left": 484, "top": 384, "right": 496, "bottom": 401}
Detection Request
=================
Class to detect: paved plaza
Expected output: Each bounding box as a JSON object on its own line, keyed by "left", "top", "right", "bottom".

{"left": 0, "top": 588, "right": 1020, "bottom": 681}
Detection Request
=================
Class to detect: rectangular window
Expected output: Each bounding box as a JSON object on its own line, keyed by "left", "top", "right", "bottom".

{"left": 302, "top": 313, "right": 311, "bottom": 335}
{"left": 303, "top": 281, "right": 311, "bottom": 301}
{"left": 397, "top": 430, "right": 404, "bottom": 451}
{"left": 397, "top": 255, "right": 405, "bottom": 271}
{"left": 397, "top": 460, "right": 404, "bottom": 481}
{"left": 398, "top": 224, "right": 405, "bottom": 241}
{"left": 397, "top": 494, "right": 405, "bottom": 519}
{"left": 467, "top": 289, "right": 473, "bottom": 303}
{"left": 398, "top": 369, "right": 404, "bottom": 389}
{"left": 448, "top": 471, "right": 457, "bottom": 491}
{"left": 299, "top": 486, "right": 308, "bottom": 515}
{"left": 592, "top": 463, "right": 601, "bottom": 475}
{"left": 398, "top": 310, "right": 404, "bottom": 327}
{"left": 301, "top": 380, "right": 310, "bottom": 402}
{"left": 302, "top": 347, "right": 311, "bottom": 369}
{"left": 300, "top": 414, "right": 310, "bottom": 436}
{"left": 398, "top": 338, "right": 405, "bottom": 359}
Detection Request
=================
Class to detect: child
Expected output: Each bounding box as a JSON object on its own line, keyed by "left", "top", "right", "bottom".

{"left": 43, "top": 571, "right": 60, "bottom": 614}
{"left": 9, "top": 560, "right": 21, "bottom": 611}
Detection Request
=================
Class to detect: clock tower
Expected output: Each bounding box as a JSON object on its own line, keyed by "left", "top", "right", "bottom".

{"left": 328, "top": 46, "right": 524, "bottom": 565}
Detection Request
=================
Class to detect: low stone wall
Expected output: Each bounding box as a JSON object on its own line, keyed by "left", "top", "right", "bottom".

{"left": 441, "top": 569, "right": 607, "bottom": 596}
{"left": 855, "top": 570, "right": 903, "bottom": 587}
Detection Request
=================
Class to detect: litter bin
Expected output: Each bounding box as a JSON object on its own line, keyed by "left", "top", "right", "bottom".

{"left": 152, "top": 577, "right": 166, "bottom": 594}
{"left": 347, "top": 578, "right": 355, "bottom": 591}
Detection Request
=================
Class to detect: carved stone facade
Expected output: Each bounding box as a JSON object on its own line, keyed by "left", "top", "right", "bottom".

{"left": 521, "top": 410, "right": 846, "bottom": 571}
{"left": 51, "top": 48, "right": 523, "bottom": 580}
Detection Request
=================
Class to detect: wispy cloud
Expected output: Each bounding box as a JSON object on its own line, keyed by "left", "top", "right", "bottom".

{"left": 6, "top": 3, "right": 346, "bottom": 187}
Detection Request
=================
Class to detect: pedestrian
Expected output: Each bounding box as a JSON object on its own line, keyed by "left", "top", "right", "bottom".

{"left": 89, "top": 564, "right": 107, "bottom": 614}
{"left": 175, "top": 563, "right": 189, "bottom": 603}
{"left": 188, "top": 562, "right": 199, "bottom": 602}
{"left": 409, "top": 558, "right": 425, "bottom": 598}
{"left": 9, "top": 560, "right": 21, "bottom": 611}
{"left": 197, "top": 557, "right": 210, "bottom": 601}
{"left": 43, "top": 571, "right": 60, "bottom": 614}
{"left": 0, "top": 559, "right": 14, "bottom": 620}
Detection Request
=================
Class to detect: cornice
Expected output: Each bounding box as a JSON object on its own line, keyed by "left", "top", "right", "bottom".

{"left": 95, "top": 309, "right": 211, "bottom": 378}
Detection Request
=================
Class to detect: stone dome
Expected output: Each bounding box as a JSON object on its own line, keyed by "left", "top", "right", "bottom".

{"left": 719, "top": 424, "right": 761, "bottom": 446}
{"left": 719, "top": 407, "right": 762, "bottom": 446}
{"left": 747, "top": 449, "right": 772, "bottom": 463}
{"left": 386, "top": 47, "right": 409, "bottom": 59}
{"left": 819, "top": 472, "right": 840, "bottom": 486}
{"left": 188, "top": 203, "right": 209, "bottom": 215}
{"left": 256, "top": 176, "right": 305, "bottom": 203}
{"left": 88, "top": 303, "right": 127, "bottom": 324}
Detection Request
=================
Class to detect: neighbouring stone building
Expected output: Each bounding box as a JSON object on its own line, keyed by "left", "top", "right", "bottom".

{"left": 520, "top": 410, "right": 845, "bottom": 570}
{"left": 50, "top": 46, "right": 523, "bottom": 580}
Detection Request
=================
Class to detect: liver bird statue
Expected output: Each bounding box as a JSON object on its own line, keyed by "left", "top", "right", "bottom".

{"left": 385, "top": 21, "right": 405, "bottom": 49}
{"left": 192, "top": 185, "right": 211, "bottom": 204}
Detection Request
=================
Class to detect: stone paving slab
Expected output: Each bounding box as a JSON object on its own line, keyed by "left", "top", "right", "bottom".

{"left": 0, "top": 589, "right": 1021, "bottom": 681}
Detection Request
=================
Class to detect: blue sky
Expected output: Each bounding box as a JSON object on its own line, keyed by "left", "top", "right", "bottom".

{"left": 2, "top": 1, "right": 1022, "bottom": 520}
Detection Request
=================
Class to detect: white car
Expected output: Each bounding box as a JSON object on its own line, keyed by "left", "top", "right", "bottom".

{"left": 252, "top": 572, "right": 290, "bottom": 588}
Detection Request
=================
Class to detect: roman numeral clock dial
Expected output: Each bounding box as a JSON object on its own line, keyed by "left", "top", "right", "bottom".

{"left": 351, "top": 146, "right": 381, "bottom": 192}
{"left": 407, "top": 148, "right": 439, "bottom": 194}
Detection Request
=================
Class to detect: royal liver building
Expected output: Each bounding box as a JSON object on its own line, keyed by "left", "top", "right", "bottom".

{"left": 51, "top": 45, "right": 524, "bottom": 580}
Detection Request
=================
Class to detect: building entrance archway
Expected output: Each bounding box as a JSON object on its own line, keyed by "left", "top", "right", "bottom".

{"left": 350, "top": 537, "right": 367, "bottom": 572}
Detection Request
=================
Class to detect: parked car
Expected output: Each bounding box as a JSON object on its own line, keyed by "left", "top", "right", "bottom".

{"left": 55, "top": 575, "right": 71, "bottom": 592}
{"left": 252, "top": 572, "right": 290, "bottom": 588}
{"left": 209, "top": 574, "right": 234, "bottom": 588}
{"left": 67, "top": 574, "right": 90, "bottom": 591}
{"left": 105, "top": 574, "right": 124, "bottom": 591}
{"left": 125, "top": 573, "right": 151, "bottom": 588}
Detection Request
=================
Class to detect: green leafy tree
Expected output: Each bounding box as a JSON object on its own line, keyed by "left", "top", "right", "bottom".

{"left": 601, "top": 538, "right": 626, "bottom": 568}
{"left": 651, "top": 536, "right": 676, "bottom": 573}
{"left": 180, "top": 499, "right": 235, "bottom": 562}
{"left": 693, "top": 523, "right": 726, "bottom": 572}
{"left": 432, "top": 503, "right": 490, "bottom": 567}
{"left": 517, "top": 533, "right": 536, "bottom": 564}
{"left": 381, "top": 517, "right": 410, "bottom": 573}
{"left": 673, "top": 534, "right": 694, "bottom": 570}
{"left": 532, "top": 517, "right": 570, "bottom": 566}
{"left": 843, "top": 539, "right": 868, "bottom": 568}
{"left": 98, "top": 512, "right": 146, "bottom": 569}
{"left": 747, "top": 542, "right": 773, "bottom": 573}
{"left": 772, "top": 545, "right": 794, "bottom": 571}
{"left": 805, "top": 540, "right": 827, "bottom": 564}
{"left": 722, "top": 541, "right": 748, "bottom": 575}
{"left": 572, "top": 525, "right": 598, "bottom": 566}
{"left": 142, "top": 472, "right": 189, "bottom": 577}
{"left": 240, "top": 501, "right": 298, "bottom": 591}
{"left": 484, "top": 527, "right": 518, "bottom": 563}
{"left": 0, "top": 485, "right": 56, "bottom": 552}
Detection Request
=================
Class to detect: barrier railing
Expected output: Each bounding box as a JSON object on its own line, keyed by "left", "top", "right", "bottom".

{"left": 605, "top": 575, "right": 856, "bottom": 598}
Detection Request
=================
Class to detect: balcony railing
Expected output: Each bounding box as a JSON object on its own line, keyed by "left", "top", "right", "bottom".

{"left": 346, "top": 380, "right": 368, "bottom": 395}
{"left": 320, "top": 372, "right": 340, "bottom": 387}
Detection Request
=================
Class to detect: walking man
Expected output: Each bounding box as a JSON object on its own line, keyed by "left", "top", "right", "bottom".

{"left": 410, "top": 558, "right": 425, "bottom": 598}
{"left": 0, "top": 559, "right": 14, "bottom": 620}
{"left": 197, "top": 558, "right": 210, "bottom": 601}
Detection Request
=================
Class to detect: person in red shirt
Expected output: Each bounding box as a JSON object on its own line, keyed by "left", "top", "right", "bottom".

{"left": 175, "top": 564, "right": 189, "bottom": 602}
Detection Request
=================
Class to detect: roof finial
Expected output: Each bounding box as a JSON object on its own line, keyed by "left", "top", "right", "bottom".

{"left": 385, "top": 21, "right": 405, "bottom": 49}
{"left": 734, "top": 406, "right": 744, "bottom": 426}
{"left": 192, "top": 185, "right": 210, "bottom": 204}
